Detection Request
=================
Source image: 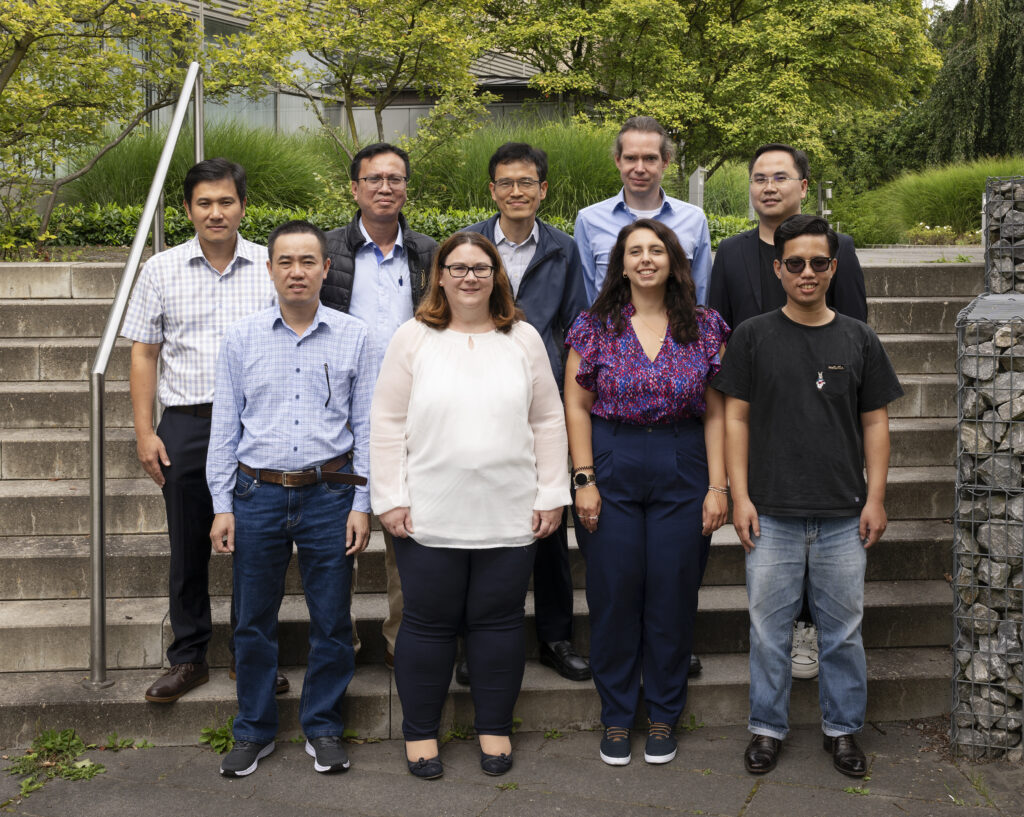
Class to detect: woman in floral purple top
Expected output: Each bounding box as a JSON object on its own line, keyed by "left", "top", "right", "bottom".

{"left": 564, "top": 219, "right": 730, "bottom": 767}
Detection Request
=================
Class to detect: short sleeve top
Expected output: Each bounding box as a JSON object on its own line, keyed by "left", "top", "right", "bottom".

{"left": 566, "top": 303, "right": 730, "bottom": 424}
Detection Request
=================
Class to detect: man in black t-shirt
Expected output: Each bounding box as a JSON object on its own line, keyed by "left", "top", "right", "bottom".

{"left": 712, "top": 215, "right": 902, "bottom": 780}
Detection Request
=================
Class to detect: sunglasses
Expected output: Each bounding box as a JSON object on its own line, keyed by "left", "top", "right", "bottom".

{"left": 781, "top": 256, "right": 834, "bottom": 274}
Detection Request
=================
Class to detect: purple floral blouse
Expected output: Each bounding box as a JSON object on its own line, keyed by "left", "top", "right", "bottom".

{"left": 566, "top": 303, "right": 730, "bottom": 424}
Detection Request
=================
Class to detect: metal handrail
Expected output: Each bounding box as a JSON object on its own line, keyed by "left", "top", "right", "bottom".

{"left": 85, "top": 61, "right": 205, "bottom": 689}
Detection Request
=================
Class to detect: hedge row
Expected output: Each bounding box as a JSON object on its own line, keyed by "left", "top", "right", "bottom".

{"left": 42, "top": 203, "right": 752, "bottom": 250}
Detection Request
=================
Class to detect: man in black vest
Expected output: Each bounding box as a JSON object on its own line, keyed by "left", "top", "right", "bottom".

{"left": 321, "top": 142, "right": 437, "bottom": 668}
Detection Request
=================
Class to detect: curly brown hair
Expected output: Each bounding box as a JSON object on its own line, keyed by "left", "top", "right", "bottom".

{"left": 415, "top": 232, "right": 523, "bottom": 333}
{"left": 589, "top": 219, "right": 700, "bottom": 344}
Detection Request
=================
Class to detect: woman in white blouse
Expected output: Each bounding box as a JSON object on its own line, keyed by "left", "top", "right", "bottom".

{"left": 370, "top": 232, "right": 570, "bottom": 780}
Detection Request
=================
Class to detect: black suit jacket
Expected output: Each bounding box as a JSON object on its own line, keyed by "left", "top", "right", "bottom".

{"left": 708, "top": 227, "right": 867, "bottom": 329}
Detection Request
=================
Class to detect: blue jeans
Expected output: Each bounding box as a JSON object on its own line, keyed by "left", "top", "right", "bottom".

{"left": 745, "top": 514, "right": 867, "bottom": 740}
{"left": 231, "top": 468, "right": 356, "bottom": 744}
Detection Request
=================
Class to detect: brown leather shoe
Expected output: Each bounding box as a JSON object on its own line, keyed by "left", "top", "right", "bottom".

{"left": 144, "top": 662, "right": 209, "bottom": 703}
{"left": 229, "top": 656, "right": 290, "bottom": 695}
{"left": 743, "top": 734, "right": 781, "bottom": 774}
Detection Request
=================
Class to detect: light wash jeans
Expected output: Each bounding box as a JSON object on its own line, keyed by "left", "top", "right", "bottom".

{"left": 745, "top": 514, "right": 867, "bottom": 740}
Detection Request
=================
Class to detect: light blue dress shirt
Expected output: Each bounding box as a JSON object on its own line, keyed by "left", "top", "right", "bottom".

{"left": 206, "top": 304, "right": 374, "bottom": 514}
{"left": 348, "top": 218, "right": 414, "bottom": 380}
{"left": 573, "top": 188, "right": 712, "bottom": 305}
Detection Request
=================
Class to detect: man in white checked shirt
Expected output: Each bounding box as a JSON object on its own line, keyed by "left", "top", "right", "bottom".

{"left": 207, "top": 220, "right": 372, "bottom": 778}
{"left": 121, "top": 158, "right": 282, "bottom": 704}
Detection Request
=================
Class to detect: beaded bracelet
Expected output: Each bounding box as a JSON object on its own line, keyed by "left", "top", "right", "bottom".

{"left": 707, "top": 485, "right": 729, "bottom": 494}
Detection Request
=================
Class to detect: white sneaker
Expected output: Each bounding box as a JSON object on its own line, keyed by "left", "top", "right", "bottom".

{"left": 791, "top": 622, "right": 819, "bottom": 679}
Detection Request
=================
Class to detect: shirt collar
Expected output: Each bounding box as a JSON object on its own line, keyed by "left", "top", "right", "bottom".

{"left": 494, "top": 220, "right": 539, "bottom": 248}
{"left": 358, "top": 217, "right": 405, "bottom": 255}
{"left": 612, "top": 188, "right": 671, "bottom": 216}
{"left": 269, "top": 303, "right": 331, "bottom": 338}
{"left": 186, "top": 233, "right": 258, "bottom": 272}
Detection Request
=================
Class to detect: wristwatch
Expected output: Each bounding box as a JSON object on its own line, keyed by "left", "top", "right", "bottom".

{"left": 573, "top": 472, "right": 597, "bottom": 488}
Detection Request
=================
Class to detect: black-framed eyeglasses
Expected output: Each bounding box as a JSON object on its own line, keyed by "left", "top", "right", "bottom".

{"left": 750, "top": 174, "right": 802, "bottom": 187}
{"left": 356, "top": 175, "right": 408, "bottom": 189}
{"left": 781, "top": 256, "right": 834, "bottom": 274}
{"left": 493, "top": 178, "right": 541, "bottom": 191}
{"left": 443, "top": 264, "right": 495, "bottom": 279}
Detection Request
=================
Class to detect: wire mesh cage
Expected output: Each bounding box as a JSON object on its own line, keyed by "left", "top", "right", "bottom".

{"left": 984, "top": 177, "right": 1024, "bottom": 294}
{"left": 954, "top": 293, "right": 1024, "bottom": 761}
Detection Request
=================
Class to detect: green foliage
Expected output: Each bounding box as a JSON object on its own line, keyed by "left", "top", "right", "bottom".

{"left": 834, "top": 156, "right": 1022, "bottom": 244}
{"left": 543, "top": 728, "right": 565, "bottom": 740}
{"left": 412, "top": 118, "right": 621, "bottom": 220}
{"left": 64, "top": 122, "right": 345, "bottom": 209}
{"left": 199, "top": 716, "right": 235, "bottom": 755}
{"left": 704, "top": 164, "right": 752, "bottom": 218}
{"left": 5, "top": 729, "right": 105, "bottom": 798}
{"left": 100, "top": 733, "right": 138, "bottom": 752}
{"left": 842, "top": 786, "right": 870, "bottom": 796}
{"left": 439, "top": 723, "right": 474, "bottom": 744}
{"left": 496, "top": 781, "right": 519, "bottom": 791}
{"left": 681, "top": 714, "right": 705, "bottom": 732}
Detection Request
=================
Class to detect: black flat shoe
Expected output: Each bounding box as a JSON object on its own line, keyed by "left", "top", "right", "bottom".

{"left": 480, "top": 750, "right": 513, "bottom": 776}
{"left": 688, "top": 654, "right": 703, "bottom": 676}
{"left": 743, "top": 734, "right": 780, "bottom": 774}
{"left": 824, "top": 734, "right": 867, "bottom": 777}
{"left": 455, "top": 659, "right": 470, "bottom": 686}
{"left": 407, "top": 756, "right": 443, "bottom": 780}
{"left": 538, "top": 640, "right": 591, "bottom": 681}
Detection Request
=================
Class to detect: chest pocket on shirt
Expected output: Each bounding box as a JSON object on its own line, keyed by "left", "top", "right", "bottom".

{"left": 816, "top": 364, "right": 851, "bottom": 399}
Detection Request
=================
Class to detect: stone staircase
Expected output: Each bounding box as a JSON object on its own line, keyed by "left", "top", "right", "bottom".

{"left": 0, "top": 259, "right": 979, "bottom": 746}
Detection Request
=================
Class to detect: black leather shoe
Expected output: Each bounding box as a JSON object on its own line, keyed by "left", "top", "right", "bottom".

{"left": 229, "top": 656, "right": 289, "bottom": 695}
{"left": 743, "top": 734, "right": 780, "bottom": 774}
{"left": 689, "top": 654, "right": 703, "bottom": 676}
{"left": 144, "top": 662, "right": 209, "bottom": 703}
{"left": 455, "top": 659, "right": 470, "bottom": 686}
{"left": 480, "top": 750, "right": 513, "bottom": 776}
{"left": 407, "top": 756, "right": 443, "bottom": 780}
{"left": 824, "top": 734, "right": 867, "bottom": 777}
{"left": 538, "top": 640, "right": 592, "bottom": 681}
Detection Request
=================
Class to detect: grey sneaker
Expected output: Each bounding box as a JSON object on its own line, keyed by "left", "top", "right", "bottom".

{"left": 791, "top": 622, "right": 819, "bottom": 679}
{"left": 220, "top": 740, "right": 274, "bottom": 777}
{"left": 305, "top": 736, "right": 351, "bottom": 773}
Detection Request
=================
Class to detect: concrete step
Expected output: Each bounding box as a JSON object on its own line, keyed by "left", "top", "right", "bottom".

{"left": 0, "top": 580, "right": 951, "bottom": 673}
{"left": 0, "top": 263, "right": 123, "bottom": 300}
{"left": 889, "top": 373, "right": 957, "bottom": 418}
{"left": 879, "top": 333, "right": 955, "bottom": 375}
{"left": 886, "top": 465, "right": 953, "bottom": 519}
{"left": 0, "top": 519, "right": 951, "bottom": 602}
{"left": 889, "top": 417, "right": 954, "bottom": 466}
{"left": 0, "top": 338, "right": 130, "bottom": 382}
{"left": 862, "top": 263, "right": 982, "bottom": 298}
{"left": 0, "top": 299, "right": 112, "bottom": 339}
{"left": 867, "top": 297, "right": 972, "bottom": 334}
{"left": 0, "top": 380, "right": 133, "bottom": 429}
{"left": 0, "top": 646, "right": 951, "bottom": 746}
{"left": 0, "top": 428, "right": 143, "bottom": 479}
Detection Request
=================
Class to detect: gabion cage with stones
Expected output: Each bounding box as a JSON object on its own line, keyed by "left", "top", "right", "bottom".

{"left": 954, "top": 294, "right": 1024, "bottom": 761}
{"left": 985, "top": 177, "right": 1024, "bottom": 294}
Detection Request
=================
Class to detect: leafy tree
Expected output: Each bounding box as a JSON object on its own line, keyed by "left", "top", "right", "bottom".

{"left": 487, "top": 0, "right": 940, "bottom": 181}
{"left": 0, "top": 0, "right": 204, "bottom": 248}
{"left": 215, "top": 0, "right": 496, "bottom": 166}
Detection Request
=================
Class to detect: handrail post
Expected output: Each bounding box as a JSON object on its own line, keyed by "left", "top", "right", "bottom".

{"left": 195, "top": 72, "right": 204, "bottom": 163}
{"left": 153, "top": 191, "right": 165, "bottom": 255}
{"left": 85, "top": 61, "right": 203, "bottom": 690}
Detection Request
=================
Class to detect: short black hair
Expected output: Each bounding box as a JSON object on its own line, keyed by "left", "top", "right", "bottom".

{"left": 749, "top": 143, "right": 810, "bottom": 180}
{"left": 183, "top": 158, "right": 246, "bottom": 206}
{"left": 773, "top": 214, "right": 838, "bottom": 259}
{"left": 267, "top": 220, "right": 328, "bottom": 260}
{"left": 488, "top": 142, "right": 548, "bottom": 182}
{"left": 614, "top": 116, "right": 674, "bottom": 163}
{"left": 349, "top": 142, "right": 410, "bottom": 181}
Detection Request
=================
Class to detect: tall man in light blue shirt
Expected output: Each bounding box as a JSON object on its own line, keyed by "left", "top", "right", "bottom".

{"left": 574, "top": 116, "right": 712, "bottom": 305}
{"left": 208, "top": 221, "right": 373, "bottom": 779}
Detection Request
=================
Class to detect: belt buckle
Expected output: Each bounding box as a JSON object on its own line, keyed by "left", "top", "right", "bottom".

{"left": 280, "top": 471, "right": 304, "bottom": 488}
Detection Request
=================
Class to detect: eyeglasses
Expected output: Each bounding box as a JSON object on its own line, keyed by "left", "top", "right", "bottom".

{"left": 781, "top": 256, "right": 834, "bottom": 274}
{"left": 356, "top": 175, "right": 408, "bottom": 189}
{"left": 493, "top": 178, "right": 541, "bottom": 191}
{"left": 750, "top": 174, "right": 802, "bottom": 187}
{"left": 443, "top": 264, "right": 495, "bottom": 278}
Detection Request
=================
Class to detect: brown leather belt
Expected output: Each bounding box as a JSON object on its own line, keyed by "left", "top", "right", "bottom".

{"left": 238, "top": 453, "right": 367, "bottom": 487}
{"left": 167, "top": 403, "right": 213, "bottom": 419}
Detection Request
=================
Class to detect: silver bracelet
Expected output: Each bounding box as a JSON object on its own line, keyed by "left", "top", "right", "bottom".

{"left": 707, "top": 485, "right": 729, "bottom": 494}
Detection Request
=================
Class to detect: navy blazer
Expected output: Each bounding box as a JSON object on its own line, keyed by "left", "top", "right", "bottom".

{"left": 708, "top": 226, "right": 867, "bottom": 329}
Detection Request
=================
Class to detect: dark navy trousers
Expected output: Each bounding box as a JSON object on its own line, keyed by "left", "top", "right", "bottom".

{"left": 577, "top": 417, "right": 710, "bottom": 728}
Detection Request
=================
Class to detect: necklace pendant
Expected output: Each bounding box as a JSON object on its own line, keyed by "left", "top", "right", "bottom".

{"left": 816, "top": 371, "right": 825, "bottom": 391}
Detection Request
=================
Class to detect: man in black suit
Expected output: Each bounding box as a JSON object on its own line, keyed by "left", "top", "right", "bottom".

{"left": 708, "top": 143, "right": 868, "bottom": 681}
{"left": 709, "top": 144, "right": 866, "bottom": 329}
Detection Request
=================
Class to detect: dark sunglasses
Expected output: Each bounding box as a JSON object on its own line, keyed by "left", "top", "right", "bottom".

{"left": 781, "top": 256, "right": 833, "bottom": 274}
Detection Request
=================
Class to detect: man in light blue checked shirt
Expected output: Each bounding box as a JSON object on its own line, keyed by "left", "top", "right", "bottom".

{"left": 207, "top": 221, "right": 373, "bottom": 779}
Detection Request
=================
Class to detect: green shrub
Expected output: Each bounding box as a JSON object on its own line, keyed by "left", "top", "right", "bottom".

{"left": 45, "top": 202, "right": 751, "bottom": 250}
{"left": 835, "top": 156, "right": 1022, "bottom": 244}
{"left": 704, "top": 163, "right": 752, "bottom": 218}
{"left": 63, "top": 121, "right": 345, "bottom": 209}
